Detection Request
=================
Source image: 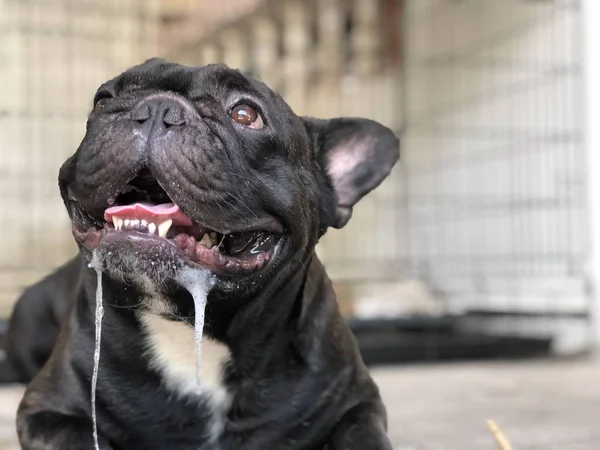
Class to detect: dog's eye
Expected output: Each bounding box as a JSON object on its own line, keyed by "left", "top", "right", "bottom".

{"left": 93, "top": 97, "right": 111, "bottom": 113}
{"left": 230, "top": 104, "right": 264, "bottom": 129}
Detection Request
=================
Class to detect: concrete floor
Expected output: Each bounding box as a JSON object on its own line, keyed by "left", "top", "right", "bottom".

{"left": 1, "top": 357, "right": 599, "bottom": 449}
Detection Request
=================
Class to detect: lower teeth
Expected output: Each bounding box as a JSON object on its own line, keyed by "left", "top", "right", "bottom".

{"left": 199, "top": 234, "right": 214, "bottom": 248}
{"left": 108, "top": 220, "right": 272, "bottom": 256}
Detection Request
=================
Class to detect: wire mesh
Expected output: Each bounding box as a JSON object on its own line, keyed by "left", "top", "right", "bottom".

{"left": 398, "top": 0, "right": 590, "bottom": 353}
{"left": 401, "top": 0, "right": 585, "bottom": 289}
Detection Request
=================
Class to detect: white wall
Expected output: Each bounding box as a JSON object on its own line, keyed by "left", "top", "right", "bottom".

{"left": 583, "top": 0, "right": 600, "bottom": 347}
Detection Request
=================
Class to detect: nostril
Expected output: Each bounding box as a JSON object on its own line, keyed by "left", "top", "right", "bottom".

{"left": 163, "top": 106, "right": 185, "bottom": 128}
{"left": 131, "top": 95, "right": 191, "bottom": 130}
{"left": 131, "top": 104, "right": 151, "bottom": 124}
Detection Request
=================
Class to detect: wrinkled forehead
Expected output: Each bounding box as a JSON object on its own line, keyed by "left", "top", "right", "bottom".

{"left": 100, "top": 62, "right": 266, "bottom": 100}
{"left": 93, "top": 61, "right": 307, "bottom": 154}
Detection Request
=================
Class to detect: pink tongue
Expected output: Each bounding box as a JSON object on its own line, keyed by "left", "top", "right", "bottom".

{"left": 104, "top": 202, "right": 193, "bottom": 226}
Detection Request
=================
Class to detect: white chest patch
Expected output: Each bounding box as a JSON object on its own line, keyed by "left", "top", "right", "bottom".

{"left": 139, "top": 312, "right": 231, "bottom": 409}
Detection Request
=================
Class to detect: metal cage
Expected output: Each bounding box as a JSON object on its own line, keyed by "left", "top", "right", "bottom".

{"left": 398, "top": 0, "right": 590, "bottom": 356}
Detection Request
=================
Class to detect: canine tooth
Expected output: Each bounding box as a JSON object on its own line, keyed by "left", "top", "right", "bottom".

{"left": 148, "top": 223, "right": 157, "bottom": 235}
{"left": 114, "top": 217, "right": 123, "bottom": 230}
{"left": 158, "top": 220, "right": 172, "bottom": 238}
{"left": 200, "top": 233, "right": 213, "bottom": 248}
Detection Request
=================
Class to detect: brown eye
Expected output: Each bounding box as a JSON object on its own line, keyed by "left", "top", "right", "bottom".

{"left": 94, "top": 97, "right": 111, "bottom": 113}
{"left": 230, "top": 104, "right": 264, "bottom": 129}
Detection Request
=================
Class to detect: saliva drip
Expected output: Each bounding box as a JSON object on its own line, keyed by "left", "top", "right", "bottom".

{"left": 88, "top": 251, "right": 104, "bottom": 450}
{"left": 85, "top": 253, "right": 215, "bottom": 449}
{"left": 175, "top": 267, "right": 216, "bottom": 386}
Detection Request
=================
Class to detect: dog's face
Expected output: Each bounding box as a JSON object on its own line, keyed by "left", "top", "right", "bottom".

{"left": 59, "top": 59, "right": 398, "bottom": 299}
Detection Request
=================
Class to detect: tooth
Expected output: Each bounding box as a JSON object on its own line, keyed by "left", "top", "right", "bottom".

{"left": 131, "top": 219, "right": 140, "bottom": 227}
{"left": 141, "top": 219, "right": 148, "bottom": 227}
{"left": 148, "top": 223, "right": 157, "bottom": 235}
{"left": 114, "top": 217, "right": 123, "bottom": 231}
{"left": 200, "top": 233, "right": 213, "bottom": 248}
{"left": 124, "top": 219, "right": 131, "bottom": 227}
{"left": 158, "top": 220, "right": 172, "bottom": 238}
{"left": 209, "top": 232, "right": 217, "bottom": 243}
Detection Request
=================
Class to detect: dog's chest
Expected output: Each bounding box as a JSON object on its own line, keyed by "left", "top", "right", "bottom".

{"left": 139, "top": 312, "right": 231, "bottom": 414}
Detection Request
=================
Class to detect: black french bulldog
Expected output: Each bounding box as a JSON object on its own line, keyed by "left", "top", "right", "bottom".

{"left": 16, "top": 59, "right": 399, "bottom": 450}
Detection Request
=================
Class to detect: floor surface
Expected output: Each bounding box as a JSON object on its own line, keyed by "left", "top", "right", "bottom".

{"left": 1, "top": 357, "right": 599, "bottom": 449}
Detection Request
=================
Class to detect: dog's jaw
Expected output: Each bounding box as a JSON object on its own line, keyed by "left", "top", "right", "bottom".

{"left": 100, "top": 191, "right": 284, "bottom": 274}
{"left": 69, "top": 173, "right": 286, "bottom": 281}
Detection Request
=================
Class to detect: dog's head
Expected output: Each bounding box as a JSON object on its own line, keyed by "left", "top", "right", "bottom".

{"left": 59, "top": 59, "right": 399, "bottom": 299}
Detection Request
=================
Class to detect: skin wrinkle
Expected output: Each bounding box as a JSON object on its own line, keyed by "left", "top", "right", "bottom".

{"left": 202, "top": 119, "right": 236, "bottom": 167}
{"left": 78, "top": 144, "right": 107, "bottom": 179}
{"left": 163, "top": 148, "right": 199, "bottom": 190}
{"left": 214, "top": 190, "right": 260, "bottom": 221}
{"left": 153, "top": 128, "right": 270, "bottom": 233}
{"left": 78, "top": 133, "right": 141, "bottom": 203}
{"left": 165, "top": 165, "right": 211, "bottom": 212}
{"left": 178, "top": 135, "right": 204, "bottom": 176}
{"left": 167, "top": 129, "right": 213, "bottom": 177}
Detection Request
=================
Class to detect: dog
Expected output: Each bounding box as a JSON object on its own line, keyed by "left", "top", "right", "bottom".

{"left": 4, "top": 255, "right": 83, "bottom": 384}
{"left": 16, "top": 59, "right": 399, "bottom": 450}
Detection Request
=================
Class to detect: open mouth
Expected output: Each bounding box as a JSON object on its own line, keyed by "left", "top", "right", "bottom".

{"left": 71, "top": 170, "right": 283, "bottom": 275}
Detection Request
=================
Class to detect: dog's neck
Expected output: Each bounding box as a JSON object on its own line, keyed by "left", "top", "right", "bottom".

{"left": 50, "top": 250, "right": 360, "bottom": 449}
{"left": 78, "top": 252, "right": 334, "bottom": 361}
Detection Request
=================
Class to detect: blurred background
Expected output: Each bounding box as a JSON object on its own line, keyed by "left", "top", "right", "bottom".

{"left": 1, "top": 0, "right": 600, "bottom": 448}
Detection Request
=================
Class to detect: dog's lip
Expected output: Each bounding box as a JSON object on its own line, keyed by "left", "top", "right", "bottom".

{"left": 72, "top": 225, "right": 283, "bottom": 276}
{"left": 190, "top": 216, "right": 284, "bottom": 236}
{"left": 69, "top": 197, "right": 285, "bottom": 275}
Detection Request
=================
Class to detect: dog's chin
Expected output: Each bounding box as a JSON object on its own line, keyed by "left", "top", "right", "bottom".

{"left": 80, "top": 231, "right": 186, "bottom": 284}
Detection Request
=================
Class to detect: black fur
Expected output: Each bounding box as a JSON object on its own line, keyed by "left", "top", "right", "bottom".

{"left": 6, "top": 255, "right": 83, "bottom": 383}
{"left": 15, "top": 60, "right": 399, "bottom": 450}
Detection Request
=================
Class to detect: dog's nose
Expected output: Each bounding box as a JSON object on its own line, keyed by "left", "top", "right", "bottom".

{"left": 131, "top": 96, "right": 187, "bottom": 131}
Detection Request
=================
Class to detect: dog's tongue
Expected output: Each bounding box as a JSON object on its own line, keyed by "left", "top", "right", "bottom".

{"left": 104, "top": 202, "right": 193, "bottom": 226}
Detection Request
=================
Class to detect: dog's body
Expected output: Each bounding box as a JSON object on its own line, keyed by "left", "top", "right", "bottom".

{"left": 5, "top": 255, "right": 83, "bottom": 383}
{"left": 16, "top": 60, "right": 399, "bottom": 450}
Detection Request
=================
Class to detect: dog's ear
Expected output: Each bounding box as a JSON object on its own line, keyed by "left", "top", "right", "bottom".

{"left": 140, "top": 57, "right": 167, "bottom": 67}
{"left": 303, "top": 117, "right": 399, "bottom": 229}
